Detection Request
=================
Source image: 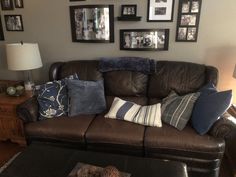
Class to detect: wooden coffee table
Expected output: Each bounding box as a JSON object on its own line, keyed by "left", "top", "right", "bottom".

{"left": 0, "top": 143, "right": 188, "bottom": 177}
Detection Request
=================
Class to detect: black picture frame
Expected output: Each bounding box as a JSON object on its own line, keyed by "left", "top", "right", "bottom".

{"left": 147, "top": 0, "right": 175, "bottom": 22}
{"left": 121, "top": 4, "right": 137, "bottom": 17}
{"left": 4, "top": 15, "right": 24, "bottom": 31}
{"left": 176, "top": 0, "right": 202, "bottom": 42}
{"left": 120, "top": 29, "right": 169, "bottom": 51}
{"left": 14, "top": 0, "right": 23, "bottom": 8}
{"left": 0, "top": 16, "right": 5, "bottom": 40}
{"left": 70, "top": 5, "right": 114, "bottom": 43}
{"left": 69, "top": 0, "right": 85, "bottom": 1}
{"left": 1, "top": 0, "right": 14, "bottom": 10}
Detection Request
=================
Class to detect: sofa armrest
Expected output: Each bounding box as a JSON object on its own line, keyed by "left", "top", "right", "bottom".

{"left": 210, "top": 112, "right": 236, "bottom": 139}
{"left": 16, "top": 96, "right": 39, "bottom": 123}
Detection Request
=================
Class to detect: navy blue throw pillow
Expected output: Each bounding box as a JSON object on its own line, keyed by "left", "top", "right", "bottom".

{"left": 191, "top": 83, "right": 232, "bottom": 135}
{"left": 37, "top": 80, "right": 68, "bottom": 120}
{"left": 67, "top": 79, "right": 106, "bottom": 116}
{"left": 37, "top": 73, "right": 79, "bottom": 120}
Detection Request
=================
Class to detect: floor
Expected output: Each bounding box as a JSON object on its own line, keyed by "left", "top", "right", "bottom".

{"left": 0, "top": 141, "right": 234, "bottom": 177}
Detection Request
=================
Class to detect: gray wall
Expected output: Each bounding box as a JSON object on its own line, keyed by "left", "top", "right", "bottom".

{"left": 0, "top": 0, "right": 236, "bottom": 84}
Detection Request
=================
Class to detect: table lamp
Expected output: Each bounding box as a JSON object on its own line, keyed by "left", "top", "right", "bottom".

{"left": 6, "top": 43, "right": 43, "bottom": 90}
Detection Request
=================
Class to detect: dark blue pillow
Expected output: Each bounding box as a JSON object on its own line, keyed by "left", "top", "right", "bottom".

{"left": 37, "top": 73, "right": 79, "bottom": 120}
{"left": 67, "top": 79, "right": 106, "bottom": 116}
{"left": 191, "top": 83, "right": 232, "bottom": 135}
{"left": 37, "top": 80, "right": 68, "bottom": 120}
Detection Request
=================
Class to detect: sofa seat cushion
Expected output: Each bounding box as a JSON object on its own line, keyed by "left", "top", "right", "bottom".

{"left": 145, "top": 124, "right": 225, "bottom": 159}
{"left": 25, "top": 115, "right": 95, "bottom": 144}
{"left": 85, "top": 115, "right": 145, "bottom": 155}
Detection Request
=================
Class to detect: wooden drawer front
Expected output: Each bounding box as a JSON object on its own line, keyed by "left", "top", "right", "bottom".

{"left": 0, "top": 116, "right": 24, "bottom": 139}
{"left": 0, "top": 104, "right": 16, "bottom": 116}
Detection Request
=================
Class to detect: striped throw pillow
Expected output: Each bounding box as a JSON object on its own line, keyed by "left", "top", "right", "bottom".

{"left": 133, "top": 104, "right": 162, "bottom": 127}
{"left": 105, "top": 97, "right": 162, "bottom": 127}
{"left": 105, "top": 97, "right": 141, "bottom": 120}
{"left": 161, "top": 91, "right": 200, "bottom": 130}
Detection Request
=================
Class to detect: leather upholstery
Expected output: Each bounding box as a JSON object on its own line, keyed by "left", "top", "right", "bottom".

{"left": 210, "top": 112, "right": 236, "bottom": 139}
{"left": 25, "top": 115, "right": 94, "bottom": 145}
{"left": 16, "top": 59, "right": 233, "bottom": 177}
{"left": 148, "top": 61, "right": 207, "bottom": 99}
{"left": 145, "top": 124, "right": 225, "bottom": 159}
{"left": 16, "top": 96, "right": 39, "bottom": 123}
{"left": 104, "top": 71, "right": 148, "bottom": 96}
{"left": 49, "top": 62, "right": 64, "bottom": 81}
{"left": 86, "top": 115, "right": 145, "bottom": 155}
{"left": 58, "top": 60, "right": 102, "bottom": 81}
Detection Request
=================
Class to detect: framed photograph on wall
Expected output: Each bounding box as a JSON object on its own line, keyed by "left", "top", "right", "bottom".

{"left": 0, "top": 16, "right": 5, "bottom": 40}
{"left": 1, "top": 0, "right": 14, "bottom": 10}
{"left": 14, "top": 0, "right": 23, "bottom": 8}
{"left": 70, "top": 5, "right": 114, "bottom": 43}
{"left": 147, "top": 0, "right": 175, "bottom": 22}
{"left": 121, "top": 5, "right": 137, "bottom": 17}
{"left": 176, "top": 0, "right": 202, "bottom": 42}
{"left": 120, "top": 29, "right": 169, "bottom": 51}
{"left": 4, "top": 15, "right": 24, "bottom": 31}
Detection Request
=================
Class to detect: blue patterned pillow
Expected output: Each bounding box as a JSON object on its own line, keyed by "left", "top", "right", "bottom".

{"left": 37, "top": 73, "right": 79, "bottom": 120}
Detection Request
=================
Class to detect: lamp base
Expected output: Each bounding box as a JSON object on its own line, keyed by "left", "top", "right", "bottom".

{"left": 24, "top": 81, "right": 34, "bottom": 91}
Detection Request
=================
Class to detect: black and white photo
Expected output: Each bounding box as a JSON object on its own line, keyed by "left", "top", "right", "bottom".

{"left": 176, "top": 0, "right": 201, "bottom": 42}
{"left": 181, "top": 2, "right": 190, "bottom": 13}
{"left": 120, "top": 29, "right": 169, "bottom": 51}
{"left": 180, "top": 14, "right": 196, "bottom": 26}
{"left": 121, "top": 5, "right": 137, "bottom": 16}
{"left": 147, "top": 0, "right": 174, "bottom": 22}
{"left": 155, "top": 7, "right": 167, "bottom": 15}
{"left": 1, "top": 0, "right": 13, "bottom": 10}
{"left": 4, "top": 15, "right": 23, "bottom": 31}
{"left": 191, "top": 1, "right": 199, "bottom": 12}
{"left": 14, "top": 0, "right": 23, "bottom": 8}
{"left": 177, "top": 27, "right": 187, "bottom": 40}
{"left": 70, "top": 5, "right": 114, "bottom": 43}
{"left": 187, "top": 27, "right": 196, "bottom": 40}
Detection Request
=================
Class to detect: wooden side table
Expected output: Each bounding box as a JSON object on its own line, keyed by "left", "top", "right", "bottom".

{"left": 0, "top": 92, "right": 32, "bottom": 146}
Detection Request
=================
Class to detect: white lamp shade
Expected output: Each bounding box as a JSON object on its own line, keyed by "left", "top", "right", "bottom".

{"left": 234, "top": 64, "right": 236, "bottom": 79}
{"left": 6, "top": 43, "right": 43, "bottom": 71}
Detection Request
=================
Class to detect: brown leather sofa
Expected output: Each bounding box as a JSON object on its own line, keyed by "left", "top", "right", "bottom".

{"left": 17, "top": 60, "right": 236, "bottom": 177}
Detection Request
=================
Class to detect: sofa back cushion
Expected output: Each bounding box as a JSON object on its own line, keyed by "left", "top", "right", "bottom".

{"left": 104, "top": 71, "right": 148, "bottom": 97}
{"left": 148, "top": 61, "right": 218, "bottom": 100}
{"left": 51, "top": 60, "right": 103, "bottom": 81}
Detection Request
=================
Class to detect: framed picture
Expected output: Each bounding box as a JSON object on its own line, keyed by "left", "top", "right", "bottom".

{"left": 4, "top": 15, "right": 24, "bottom": 31}
{"left": 69, "top": 0, "right": 85, "bottom": 1}
{"left": 121, "top": 5, "right": 137, "bottom": 17}
{"left": 0, "top": 16, "right": 5, "bottom": 40}
{"left": 176, "top": 0, "right": 202, "bottom": 42}
{"left": 120, "top": 29, "right": 169, "bottom": 51}
{"left": 70, "top": 5, "right": 114, "bottom": 43}
{"left": 14, "top": 0, "right": 23, "bottom": 8}
{"left": 147, "top": 0, "right": 175, "bottom": 22}
{"left": 1, "top": 0, "right": 14, "bottom": 10}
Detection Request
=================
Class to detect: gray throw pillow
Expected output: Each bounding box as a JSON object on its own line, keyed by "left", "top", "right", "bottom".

{"left": 67, "top": 79, "right": 106, "bottom": 116}
{"left": 161, "top": 91, "right": 200, "bottom": 130}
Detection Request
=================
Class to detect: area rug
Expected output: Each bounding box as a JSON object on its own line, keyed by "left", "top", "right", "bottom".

{"left": 0, "top": 152, "right": 21, "bottom": 174}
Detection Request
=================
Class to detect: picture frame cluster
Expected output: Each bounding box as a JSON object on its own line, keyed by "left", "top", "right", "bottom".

{"left": 176, "top": 0, "right": 202, "bottom": 42}
{"left": 69, "top": 0, "right": 204, "bottom": 48}
{"left": 0, "top": 0, "right": 23, "bottom": 10}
